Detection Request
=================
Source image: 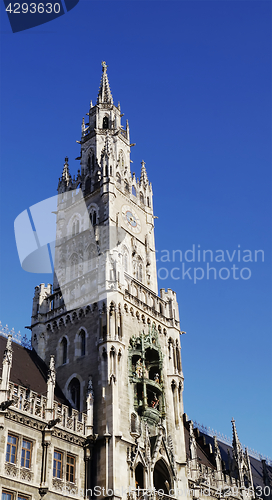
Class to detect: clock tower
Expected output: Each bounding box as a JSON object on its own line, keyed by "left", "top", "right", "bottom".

{"left": 31, "top": 62, "right": 188, "bottom": 500}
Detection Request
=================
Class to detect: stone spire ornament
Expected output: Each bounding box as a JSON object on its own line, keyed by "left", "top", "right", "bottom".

{"left": 140, "top": 160, "right": 148, "bottom": 186}
{"left": 62, "top": 156, "right": 71, "bottom": 186}
{"left": 97, "top": 61, "right": 113, "bottom": 104}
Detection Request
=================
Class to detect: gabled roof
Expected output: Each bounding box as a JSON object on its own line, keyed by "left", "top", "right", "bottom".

{"left": 0, "top": 336, "right": 68, "bottom": 405}
{"left": 184, "top": 415, "right": 272, "bottom": 491}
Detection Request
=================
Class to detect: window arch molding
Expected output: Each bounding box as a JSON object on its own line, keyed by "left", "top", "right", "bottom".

{"left": 57, "top": 335, "right": 70, "bottom": 367}
{"left": 102, "top": 114, "right": 109, "bottom": 129}
{"left": 64, "top": 373, "right": 84, "bottom": 412}
{"left": 69, "top": 252, "right": 79, "bottom": 281}
{"left": 86, "top": 243, "right": 97, "bottom": 271}
{"left": 87, "top": 202, "right": 99, "bottom": 228}
{"left": 153, "top": 458, "right": 173, "bottom": 494}
{"left": 87, "top": 148, "right": 95, "bottom": 171}
{"left": 74, "top": 327, "right": 88, "bottom": 358}
{"left": 69, "top": 213, "right": 81, "bottom": 237}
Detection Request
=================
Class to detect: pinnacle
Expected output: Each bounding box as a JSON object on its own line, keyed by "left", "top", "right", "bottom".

{"left": 140, "top": 160, "right": 148, "bottom": 185}
{"left": 62, "top": 157, "right": 71, "bottom": 185}
{"left": 97, "top": 61, "right": 113, "bottom": 105}
{"left": 231, "top": 418, "right": 242, "bottom": 454}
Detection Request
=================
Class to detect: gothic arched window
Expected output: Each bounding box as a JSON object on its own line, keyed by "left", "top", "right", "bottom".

{"left": 72, "top": 219, "right": 79, "bottom": 236}
{"left": 79, "top": 329, "right": 86, "bottom": 356}
{"left": 103, "top": 116, "right": 109, "bottom": 129}
{"left": 87, "top": 244, "right": 96, "bottom": 270}
{"left": 90, "top": 210, "right": 97, "bottom": 227}
{"left": 68, "top": 377, "right": 80, "bottom": 410}
{"left": 132, "top": 185, "right": 136, "bottom": 196}
{"left": 140, "top": 192, "right": 144, "bottom": 204}
{"left": 60, "top": 337, "right": 67, "bottom": 364}
{"left": 123, "top": 252, "right": 128, "bottom": 272}
{"left": 124, "top": 180, "right": 129, "bottom": 193}
{"left": 70, "top": 253, "right": 78, "bottom": 280}
{"left": 116, "top": 172, "right": 121, "bottom": 184}
{"left": 138, "top": 263, "right": 143, "bottom": 282}
{"left": 153, "top": 460, "right": 172, "bottom": 494}
{"left": 135, "top": 463, "right": 144, "bottom": 489}
{"left": 85, "top": 177, "right": 91, "bottom": 195}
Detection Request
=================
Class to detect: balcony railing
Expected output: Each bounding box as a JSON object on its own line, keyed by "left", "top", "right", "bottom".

{"left": 1, "top": 379, "right": 87, "bottom": 437}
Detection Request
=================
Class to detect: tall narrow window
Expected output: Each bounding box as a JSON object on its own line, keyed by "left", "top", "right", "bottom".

{"left": 85, "top": 177, "right": 91, "bottom": 194}
{"left": 6, "top": 435, "right": 18, "bottom": 464}
{"left": 66, "top": 455, "right": 75, "bottom": 483}
{"left": 90, "top": 210, "right": 97, "bottom": 227}
{"left": 68, "top": 378, "right": 80, "bottom": 411}
{"left": 79, "top": 330, "right": 86, "bottom": 356}
{"left": 103, "top": 116, "right": 109, "bottom": 129}
{"left": 53, "top": 451, "right": 63, "bottom": 478}
{"left": 61, "top": 337, "right": 67, "bottom": 364}
{"left": 70, "top": 253, "right": 78, "bottom": 280}
{"left": 123, "top": 253, "right": 128, "bottom": 272}
{"left": 21, "top": 439, "right": 32, "bottom": 468}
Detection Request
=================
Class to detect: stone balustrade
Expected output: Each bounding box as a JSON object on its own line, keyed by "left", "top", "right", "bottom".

{"left": 1, "top": 379, "right": 87, "bottom": 437}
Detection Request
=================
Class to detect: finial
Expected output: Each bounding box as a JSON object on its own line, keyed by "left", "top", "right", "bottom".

{"left": 102, "top": 60, "right": 107, "bottom": 72}
{"left": 90, "top": 100, "right": 93, "bottom": 108}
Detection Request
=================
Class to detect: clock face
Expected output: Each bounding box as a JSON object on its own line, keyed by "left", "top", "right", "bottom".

{"left": 122, "top": 205, "right": 141, "bottom": 234}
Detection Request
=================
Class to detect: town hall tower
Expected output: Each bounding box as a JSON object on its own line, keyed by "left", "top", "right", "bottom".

{"left": 31, "top": 62, "right": 187, "bottom": 499}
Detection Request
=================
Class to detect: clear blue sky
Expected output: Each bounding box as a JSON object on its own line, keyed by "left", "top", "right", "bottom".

{"left": 0, "top": 1, "right": 271, "bottom": 457}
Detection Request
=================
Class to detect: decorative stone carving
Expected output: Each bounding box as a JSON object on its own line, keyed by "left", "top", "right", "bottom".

{"left": 20, "top": 467, "right": 33, "bottom": 481}
{"left": 52, "top": 477, "right": 64, "bottom": 491}
{"left": 5, "top": 462, "right": 18, "bottom": 477}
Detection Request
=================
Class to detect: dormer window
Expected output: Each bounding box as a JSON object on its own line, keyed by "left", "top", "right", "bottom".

{"left": 103, "top": 116, "right": 109, "bottom": 129}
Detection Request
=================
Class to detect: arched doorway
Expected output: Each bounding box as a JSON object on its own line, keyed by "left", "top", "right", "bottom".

{"left": 153, "top": 459, "right": 171, "bottom": 494}
{"left": 135, "top": 463, "right": 144, "bottom": 490}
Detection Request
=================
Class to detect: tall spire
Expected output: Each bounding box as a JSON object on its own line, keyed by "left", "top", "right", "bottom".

{"left": 97, "top": 61, "right": 113, "bottom": 104}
